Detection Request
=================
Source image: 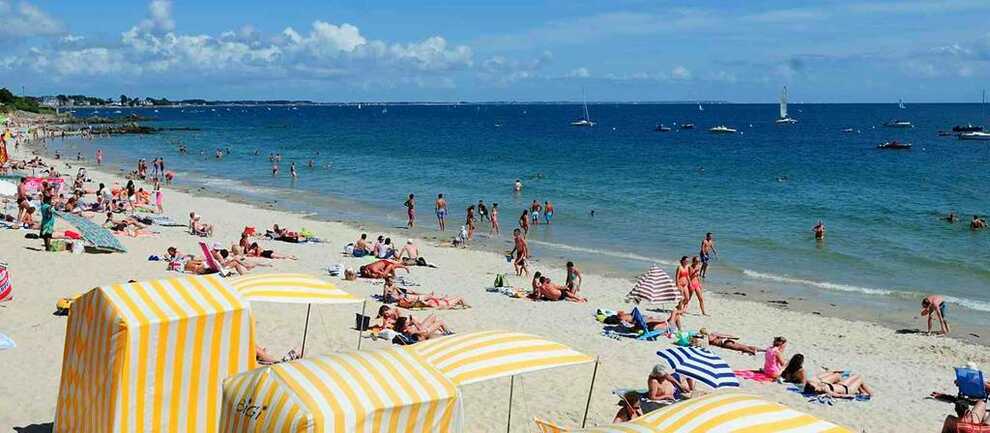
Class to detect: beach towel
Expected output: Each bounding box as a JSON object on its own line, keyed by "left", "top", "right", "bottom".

{"left": 0, "top": 262, "right": 11, "bottom": 302}
{"left": 787, "top": 385, "right": 871, "bottom": 404}
{"left": 733, "top": 369, "right": 777, "bottom": 383}
{"left": 0, "top": 332, "right": 14, "bottom": 350}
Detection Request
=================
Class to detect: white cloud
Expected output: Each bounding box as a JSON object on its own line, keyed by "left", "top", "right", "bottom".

{"left": 670, "top": 65, "right": 692, "bottom": 80}
{"left": 0, "top": 1, "right": 61, "bottom": 39}
{"left": 567, "top": 67, "right": 590, "bottom": 78}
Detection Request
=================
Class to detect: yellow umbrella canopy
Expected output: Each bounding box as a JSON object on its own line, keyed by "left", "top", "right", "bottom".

{"left": 230, "top": 273, "right": 360, "bottom": 305}
{"left": 569, "top": 392, "right": 853, "bottom": 433}
{"left": 410, "top": 330, "right": 594, "bottom": 386}
{"left": 220, "top": 348, "right": 460, "bottom": 433}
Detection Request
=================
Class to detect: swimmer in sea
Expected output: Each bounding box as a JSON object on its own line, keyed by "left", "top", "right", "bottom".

{"left": 813, "top": 220, "right": 825, "bottom": 240}
{"left": 971, "top": 215, "right": 987, "bottom": 230}
{"left": 514, "top": 178, "right": 523, "bottom": 192}
{"left": 435, "top": 193, "right": 447, "bottom": 231}
{"left": 272, "top": 161, "right": 279, "bottom": 176}
{"left": 946, "top": 212, "right": 958, "bottom": 223}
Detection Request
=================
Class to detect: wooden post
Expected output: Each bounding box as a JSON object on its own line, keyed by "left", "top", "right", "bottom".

{"left": 356, "top": 300, "right": 367, "bottom": 350}
{"left": 300, "top": 304, "right": 312, "bottom": 357}
{"left": 581, "top": 356, "right": 600, "bottom": 428}
{"left": 506, "top": 375, "right": 515, "bottom": 433}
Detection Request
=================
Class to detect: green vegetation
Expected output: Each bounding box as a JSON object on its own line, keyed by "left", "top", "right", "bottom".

{"left": 0, "top": 88, "right": 54, "bottom": 114}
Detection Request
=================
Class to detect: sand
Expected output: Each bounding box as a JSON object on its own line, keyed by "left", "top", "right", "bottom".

{"left": 1, "top": 135, "right": 985, "bottom": 433}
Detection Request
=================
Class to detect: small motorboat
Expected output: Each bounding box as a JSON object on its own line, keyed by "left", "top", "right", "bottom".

{"left": 709, "top": 125, "right": 737, "bottom": 134}
{"left": 952, "top": 124, "right": 984, "bottom": 133}
{"left": 841, "top": 128, "right": 855, "bottom": 133}
{"left": 655, "top": 123, "right": 672, "bottom": 132}
{"left": 877, "top": 140, "right": 912, "bottom": 149}
{"left": 883, "top": 120, "right": 913, "bottom": 128}
{"left": 958, "top": 131, "right": 990, "bottom": 141}
{"left": 680, "top": 123, "right": 695, "bottom": 130}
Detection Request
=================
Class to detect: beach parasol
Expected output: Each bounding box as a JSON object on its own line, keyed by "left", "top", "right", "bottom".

{"left": 627, "top": 264, "right": 680, "bottom": 304}
{"left": 555, "top": 392, "right": 853, "bottom": 432}
{"left": 55, "top": 211, "right": 127, "bottom": 252}
{"left": 229, "top": 273, "right": 362, "bottom": 354}
{"left": 656, "top": 346, "right": 739, "bottom": 389}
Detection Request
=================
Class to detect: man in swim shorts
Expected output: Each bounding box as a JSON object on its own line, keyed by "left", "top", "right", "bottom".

{"left": 921, "top": 295, "right": 950, "bottom": 335}
{"left": 404, "top": 193, "right": 415, "bottom": 228}
{"left": 699, "top": 232, "right": 717, "bottom": 278}
{"left": 435, "top": 193, "right": 447, "bottom": 231}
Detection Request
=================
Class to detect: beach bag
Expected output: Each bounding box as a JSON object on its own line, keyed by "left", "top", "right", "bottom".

{"left": 327, "top": 264, "right": 343, "bottom": 276}
{"left": 343, "top": 243, "right": 354, "bottom": 255}
{"left": 493, "top": 273, "right": 506, "bottom": 288}
{"left": 354, "top": 314, "right": 372, "bottom": 331}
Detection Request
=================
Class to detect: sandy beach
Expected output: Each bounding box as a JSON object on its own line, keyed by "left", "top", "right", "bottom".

{"left": 1, "top": 131, "right": 986, "bottom": 433}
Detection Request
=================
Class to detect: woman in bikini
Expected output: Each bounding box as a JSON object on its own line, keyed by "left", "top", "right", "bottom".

{"left": 698, "top": 328, "right": 760, "bottom": 355}
{"left": 519, "top": 209, "right": 529, "bottom": 236}
{"left": 675, "top": 256, "right": 691, "bottom": 308}
{"left": 489, "top": 203, "right": 501, "bottom": 236}
{"left": 246, "top": 242, "right": 297, "bottom": 260}
{"left": 686, "top": 256, "right": 708, "bottom": 315}
{"left": 383, "top": 276, "right": 469, "bottom": 309}
{"left": 465, "top": 206, "right": 476, "bottom": 240}
{"left": 804, "top": 372, "right": 874, "bottom": 399}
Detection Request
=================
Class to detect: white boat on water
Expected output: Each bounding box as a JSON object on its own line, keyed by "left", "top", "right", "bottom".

{"left": 709, "top": 125, "right": 737, "bottom": 134}
{"left": 883, "top": 120, "right": 913, "bottom": 128}
{"left": 959, "top": 131, "right": 990, "bottom": 141}
{"left": 571, "top": 90, "right": 595, "bottom": 127}
{"left": 775, "top": 86, "right": 798, "bottom": 124}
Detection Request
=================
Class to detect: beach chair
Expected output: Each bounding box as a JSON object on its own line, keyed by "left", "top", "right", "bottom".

{"left": 533, "top": 418, "right": 568, "bottom": 433}
{"left": 956, "top": 367, "right": 988, "bottom": 400}
{"left": 198, "top": 241, "right": 233, "bottom": 277}
{"left": 632, "top": 307, "right": 664, "bottom": 341}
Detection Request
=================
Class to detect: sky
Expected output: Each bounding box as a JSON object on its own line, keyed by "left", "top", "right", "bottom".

{"left": 2, "top": 0, "right": 990, "bottom": 102}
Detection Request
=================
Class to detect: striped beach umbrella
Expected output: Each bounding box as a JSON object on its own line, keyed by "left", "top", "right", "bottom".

{"left": 657, "top": 347, "right": 739, "bottom": 389}
{"left": 230, "top": 273, "right": 360, "bottom": 305}
{"left": 56, "top": 211, "right": 127, "bottom": 253}
{"left": 566, "top": 392, "right": 853, "bottom": 433}
{"left": 627, "top": 264, "right": 680, "bottom": 304}
{"left": 411, "top": 330, "right": 595, "bottom": 386}
{"left": 0, "top": 262, "right": 11, "bottom": 302}
{"left": 219, "top": 348, "right": 461, "bottom": 433}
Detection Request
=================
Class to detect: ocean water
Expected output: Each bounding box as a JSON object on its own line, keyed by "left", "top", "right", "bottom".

{"left": 54, "top": 103, "right": 990, "bottom": 327}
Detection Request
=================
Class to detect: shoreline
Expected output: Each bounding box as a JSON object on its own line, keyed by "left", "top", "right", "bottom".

{"left": 3, "top": 125, "right": 987, "bottom": 432}
{"left": 33, "top": 134, "right": 990, "bottom": 347}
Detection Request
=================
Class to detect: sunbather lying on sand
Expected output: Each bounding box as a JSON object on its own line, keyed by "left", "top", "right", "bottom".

{"left": 610, "top": 306, "right": 684, "bottom": 332}
{"left": 804, "top": 371, "right": 874, "bottom": 398}
{"left": 255, "top": 344, "right": 301, "bottom": 365}
{"left": 648, "top": 363, "right": 695, "bottom": 401}
{"left": 697, "top": 328, "right": 762, "bottom": 355}
{"left": 373, "top": 306, "right": 452, "bottom": 342}
{"left": 245, "top": 241, "right": 297, "bottom": 260}
{"left": 360, "top": 259, "right": 409, "bottom": 279}
{"left": 105, "top": 212, "right": 155, "bottom": 237}
{"left": 382, "top": 276, "right": 468, "bottom": 309}
{"left": 528, "top": 274, "right": 587, "bottom": 302}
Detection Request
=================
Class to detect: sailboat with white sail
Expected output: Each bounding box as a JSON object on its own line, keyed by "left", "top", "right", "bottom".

{"left": 698, "top": 103, "right": 704, "bottom": 112}
{"left": 775, "top": 86, "right": 798, "bottom": 124}
{"left": 571, "top": 90, "right": 595, "bottom": 127}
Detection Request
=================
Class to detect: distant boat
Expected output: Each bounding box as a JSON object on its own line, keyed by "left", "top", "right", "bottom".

{"left": 655, "top": 123, "right": 672, "bottom": 132}
{"left": 883, "top": 120, "right": 913, "bottom": 128}
{"left": 382, "top": 105, "right": 388, "bottom": 114}
{"left": 357, "top": 103, "right": 363, "bottom": 110}
{"left": 898, "top": 99, "right": 906, "bottom": 109}
{"left": 571, "top": 89, "right": 595, "bottom": 127}
{"left": 680, "top": 123, "right": 695, "bottom": 130}
{"left": 952, "top": 124, "right": 983, "bottom": 133}
{"left": 709, "top": 125, "right": 737, "bottom": 134}
{"left": 958, "top": 131, "right": 990, "bottom": 141}
{"left": 877, "top": 140, "right": 912, "bottom": 149}
{"left": 698, "top": 103, "right": 704, "bottom": 112}
{"left": 841, "top": 128, "right": 856, "bottom": 133}
{"left": 775, "top": 86, "right": 798, "bottom": 124}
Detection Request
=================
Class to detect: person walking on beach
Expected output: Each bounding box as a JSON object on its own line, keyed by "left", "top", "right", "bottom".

{"left": 687, "top": 256, "right": 708, "bottom": 315}
{"left": 565, "top": 261, "right": 583, "bottom": 294}
{"left": 700, "top": 232, "right": 717, "bottom": 278}
{"left": 465, "top": 205, "right": 476, "bottom": 240}
{"left": 813, "top": 220, "right": 825, "bottom": 240}
{"left": 511, "top": 228, "right": 529, "bottom": 276}
{"left": 921, "top": 295, "right": 950, "bottom": 335}
{"left": 404, "top": 194, "right": 416, "bottom": 228}
{"left": 544, "top": 201, "right": 554, "bottom": 224}
{"left": 675, "top": 256, "right": 691, "bottom": 308}
{"left": 435, "top": 193, "right": 448, "bottom": 231}
{"left": 490, "top": 202, "right": 501, "bottom": 236}
{"left": 519, "top": 209, "right": 530, "bottom": 236}
{"left": 96, "top": 149, "right": 102, "bottom": 166}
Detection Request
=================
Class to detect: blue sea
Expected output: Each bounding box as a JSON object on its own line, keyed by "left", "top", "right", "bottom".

{"left": 54, "top": 103, "right": 990, "bottom": 329}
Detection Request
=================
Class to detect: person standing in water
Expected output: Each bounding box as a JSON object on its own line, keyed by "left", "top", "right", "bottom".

{"left": 514, "top": 179, "right": 523, "bottom": 192}
{"left": 290, "top": 162, "right": 297, "bottom": 178}
{"left": 435, "top": 193, "right": 448, "bottom": 231}
{"left": 490, "top": 202, "right": 501, "bottom": 236}
{"left": 465, "top": 205, "right": 476, "bottom": 240}
{"left": 544, "top": 201, "right": 554, "bottom": 224}
{"left": 519, "top": 209, "right": 530, "bottom": 236}
{"left": 530, "top": 200, "right": 541, "bottom": 225}
{"left": 404, "top": 194, "right": 416, "bottom": 228}
{"left": 699, "top": 232, "right": 717, "bottom": 278}
{"left": 921, "top": 295, "right": 950, "bottom": 335}
{"left": 478, "top": 200, "right": 489, "bottom": 222}
{"left": 812, "top": 220, "right": 825, "bottom": 240}
{"left": 96, "top": 149, "right": 103, "bottom": 166}
{"left": 272, "top": 160, "right": 279, "bottom": 176}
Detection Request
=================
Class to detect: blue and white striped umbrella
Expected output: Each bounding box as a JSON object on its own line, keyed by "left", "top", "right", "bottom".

{"left": 657, "top": 346, "right": 740, "bottom": 389}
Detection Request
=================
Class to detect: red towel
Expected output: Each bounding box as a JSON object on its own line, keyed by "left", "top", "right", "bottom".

{"left": 733, "top": 369, "right": 775, "bottom": 383}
